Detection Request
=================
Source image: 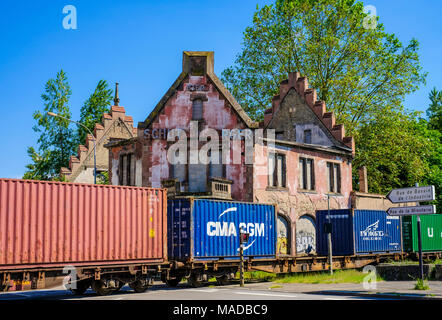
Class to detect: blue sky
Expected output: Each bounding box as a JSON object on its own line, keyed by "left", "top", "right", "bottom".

{"left": 0, "top": 0, "right": 441, "bottom": 179}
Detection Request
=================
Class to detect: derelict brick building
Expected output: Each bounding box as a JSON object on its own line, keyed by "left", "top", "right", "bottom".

{"left": 105, "top": 51, "right": 355, "bottom": 256}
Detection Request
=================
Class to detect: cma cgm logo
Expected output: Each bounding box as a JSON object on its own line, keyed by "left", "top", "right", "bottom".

{"left": 206, "top": 207, "right": 265, "bottom": 238}
{"left": 360, "top": 220, "right": 385, "bottom": 240}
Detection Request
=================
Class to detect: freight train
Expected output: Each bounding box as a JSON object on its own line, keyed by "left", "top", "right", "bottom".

{"left": 0, "top": 179, "right": 440, "bottom": 295}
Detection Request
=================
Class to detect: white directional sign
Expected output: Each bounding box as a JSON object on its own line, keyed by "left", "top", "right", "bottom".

{"left": 387, "top": 205, "right": 436, "bottom": 216}
{"left": 386, "top": 185, "right": 435, "bottom": 203}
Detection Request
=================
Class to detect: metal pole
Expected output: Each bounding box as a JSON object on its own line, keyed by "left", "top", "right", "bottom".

{"left": 47, "top": 112, "right": 97, "bottom": 184}
{"left": 239, "top": 228, "right": 244, "bottom": 287}
{"left": 328, "top": 194, "right": 333, "bottom": 275}
{"left": 415, "top": 183, "right": 424, "bottom": 280}
{"left": 417, "top": 215, "right": 424, "bottom": 280}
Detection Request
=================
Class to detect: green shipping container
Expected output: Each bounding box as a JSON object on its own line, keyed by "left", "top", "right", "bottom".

{"left": 402, "top": 215, "right": 442, "bottom": 252}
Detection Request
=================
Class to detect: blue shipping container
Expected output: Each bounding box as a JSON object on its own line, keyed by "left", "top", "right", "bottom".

{"left": 168, "top": 199, "right": 276, "bottom": 260}
{"left": 316, "top": 209, "right": 402, "bottom": 256}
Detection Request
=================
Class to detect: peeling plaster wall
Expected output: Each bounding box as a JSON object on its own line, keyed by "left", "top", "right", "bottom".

{"left": 253, "top": 143, "right": 352, "bottom": 255}
{"left": 111, "top": 75, "right": 252, "bottom": 201}
{"left": 73, "top": 167, "right": 96, "bottom": 184}
{"left": 295, "top": 123, "right": 333, "bottom": 146}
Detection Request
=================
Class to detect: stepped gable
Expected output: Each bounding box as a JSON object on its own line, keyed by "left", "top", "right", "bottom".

{"left": 60, "top": 104, "right": 136, "bottom": 180}
{"left": 264, "top": 72, "right": 355, "bottom": 154}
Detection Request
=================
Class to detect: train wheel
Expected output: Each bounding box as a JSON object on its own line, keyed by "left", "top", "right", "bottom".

{"left": 165, "top": 277, "right": 182, "bottom": 287}
{"left": 91, "top": 280, "right": 113, "bottom": 296}
{"left": 187, "top": 275, "right": 202, "bottom": 288}
{"left": 114, "top": 281, "right": 125, "bottom": 292}
{"left": 129, "top": 280, "right": 149, "bottom": 293}
{"left": 215, "top": 275, "right": 230, "bottom": 286}
{"left": 70, "top": 279, "right": 91, "bottom": 295}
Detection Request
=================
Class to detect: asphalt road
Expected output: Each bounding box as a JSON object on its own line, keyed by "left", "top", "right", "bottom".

{"left": 0, "top": 283, "right": 392, "bottom": 300}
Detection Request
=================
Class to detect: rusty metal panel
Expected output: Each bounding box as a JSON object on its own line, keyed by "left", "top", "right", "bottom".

{"left": 0, "top": 179, "right": 167, "bottom": 270}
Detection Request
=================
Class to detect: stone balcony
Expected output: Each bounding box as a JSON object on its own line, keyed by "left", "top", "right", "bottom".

{"left": 161, "top": 177, "right": 233, "bottom": 200}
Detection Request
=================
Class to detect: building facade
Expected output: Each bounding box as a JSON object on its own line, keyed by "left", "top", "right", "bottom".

{"left": 61, "top": 90, "right": 136, "bottom": 184}
{"left": 106, "top": 51, "right": 355, "bottom": 257}
{"left": 106, "top": 52, "right": 258, "bottom": 201}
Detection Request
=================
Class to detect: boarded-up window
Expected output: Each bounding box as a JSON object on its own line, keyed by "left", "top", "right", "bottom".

{"left": 277, "top": 215, "right": 290, "bottom": 255}
{"left": 119, "top": 154, "right": 135, "bottom": 186}
{"left": 304, "top": 129, "right": 312, "bottom": 144}
{"left": 276, "top": 131, "right": 284, "bottom": 140}
{"left": 296, "top": 215, "right": 316, "bottom": 254}
{"left": 268, "top": 153, "right": 286, "bottom": 188}
{"left": 327, "top": 162, "right": 341, "bottom": 193}
{"left": 171, "top": 149, "right": 187, "bottom": 183}
{"left": 192, "top": 99, "right": 203, "bottom": 120}
{"left": 209, "top": 149, "right": 224, "bottom": 179}
{"left": 299, "top": 157, "right": 315, "bottom": 190}
{"left": 268, "top": 153, "right": 275, "bottom": 187}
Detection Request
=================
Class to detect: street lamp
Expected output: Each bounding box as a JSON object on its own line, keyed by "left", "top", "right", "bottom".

{"left": 47, "top": 112, "right": 97, "bottom": 184}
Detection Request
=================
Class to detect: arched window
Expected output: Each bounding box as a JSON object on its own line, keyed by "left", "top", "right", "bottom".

{"left": 277, "top": 214, "right": 290, "bottom": 255}
{"left": 296, "top": 215, "right": 316, "bottom": 254}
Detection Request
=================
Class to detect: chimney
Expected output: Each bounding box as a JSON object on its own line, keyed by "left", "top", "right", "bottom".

{"left": 359, "top": 166, "right": 368, "bottom": 193}
{"left": 114, "top": 82, "right": 120, "bottom": 106}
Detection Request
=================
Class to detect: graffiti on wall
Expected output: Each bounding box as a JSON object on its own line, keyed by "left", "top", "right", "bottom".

{"left": 296, "top": 215, "right": 316, "bottom": 254}
{"left": 277, "top": 215, "right": 289, "bottom": 255}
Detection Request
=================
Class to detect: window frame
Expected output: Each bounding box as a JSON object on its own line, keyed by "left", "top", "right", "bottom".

{"left": 192, "top": 98, "right": 204, "bottom": 121}
{"left": 326, "top": 162, "right": 341, "bottom": 194}
{"left": 119, "top": 153, "right": 135, "bottom": 186}
{"left": 299, "top": 157, "right": 315, "bottom": 191}
{"left": 268, "top": 152, "right": 286, "bottom": 188}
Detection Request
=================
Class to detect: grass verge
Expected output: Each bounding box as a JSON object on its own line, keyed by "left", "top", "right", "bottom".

{"left": 239, "top": 269, "right": 383, "bottom": 284}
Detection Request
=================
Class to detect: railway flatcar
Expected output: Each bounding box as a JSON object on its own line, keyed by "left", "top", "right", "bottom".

{"left": 165, "top": 198, "right": 276, "bottom": 287}
{"left": 0, "top": 178, "right": 168, "bottom": 295}
{"left": 2, "top": 178, "right": 438, "bottom": 296}
{"left": 316, "top": 209, "right": 402, "bottom": 255}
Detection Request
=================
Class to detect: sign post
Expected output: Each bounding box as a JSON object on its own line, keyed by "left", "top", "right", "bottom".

{"left": 239, "top": 228, "right": 250, "bottom": 287}
{"left": 387, "top": 184, "right": 436, "bottom": 281}
{"left": 415, "top": 184, "right": 424, "bottom": 281}
{"left": 327, "top": 194, "right": 333, "bottom": 275}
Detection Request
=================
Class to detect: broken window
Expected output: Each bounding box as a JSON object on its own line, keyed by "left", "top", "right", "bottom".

{"left": 268, "top": 153, "right": 286, "bottom": 188}
{"left": 119, "top": 154, "right": 135, "bottom": 186}
{"left": 327, "top": 162, "right": 341, "bottom": 193}
{"left": 304, "top": 129, "right": 312, "bottom": 144}
{"left": 299, "top": 157, "right": 315, "bottom": 190}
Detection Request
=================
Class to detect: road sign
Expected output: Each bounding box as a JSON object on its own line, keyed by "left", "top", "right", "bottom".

{"left": 386, "top": 185, "right": 435, "bottom": 203}
{"left": 387, "top": 205, "right": 436, "bottom": 216}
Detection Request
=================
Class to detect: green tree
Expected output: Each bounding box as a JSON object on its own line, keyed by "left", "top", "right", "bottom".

{"left": 24, "top": 70, "right": 76, "bottom": 180}
{"left": 22, "top": 147, "right": 52, "bottom": 180}
{"left": 77, "top": 80, "right": 113, "bottom": 144}
{"left": 221, "top": 0, "right": 426, "bottom": 133}
{"left": 427, "top": 87, "right": 442, "bottom": 132}
{"left": 353, "top": 109, "right": 442, "bottom": 210}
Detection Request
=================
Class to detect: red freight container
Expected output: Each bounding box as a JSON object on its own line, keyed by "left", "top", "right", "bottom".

{"left": 0, "top": 179, "right": 167, "bottom": 270}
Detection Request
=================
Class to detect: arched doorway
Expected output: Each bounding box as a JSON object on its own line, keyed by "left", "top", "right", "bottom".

{"left": 296, "top": 215, "right": 316, "bottom": 254}
{"left": 277, "top": 214, "right": 290, "bottom": 255}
